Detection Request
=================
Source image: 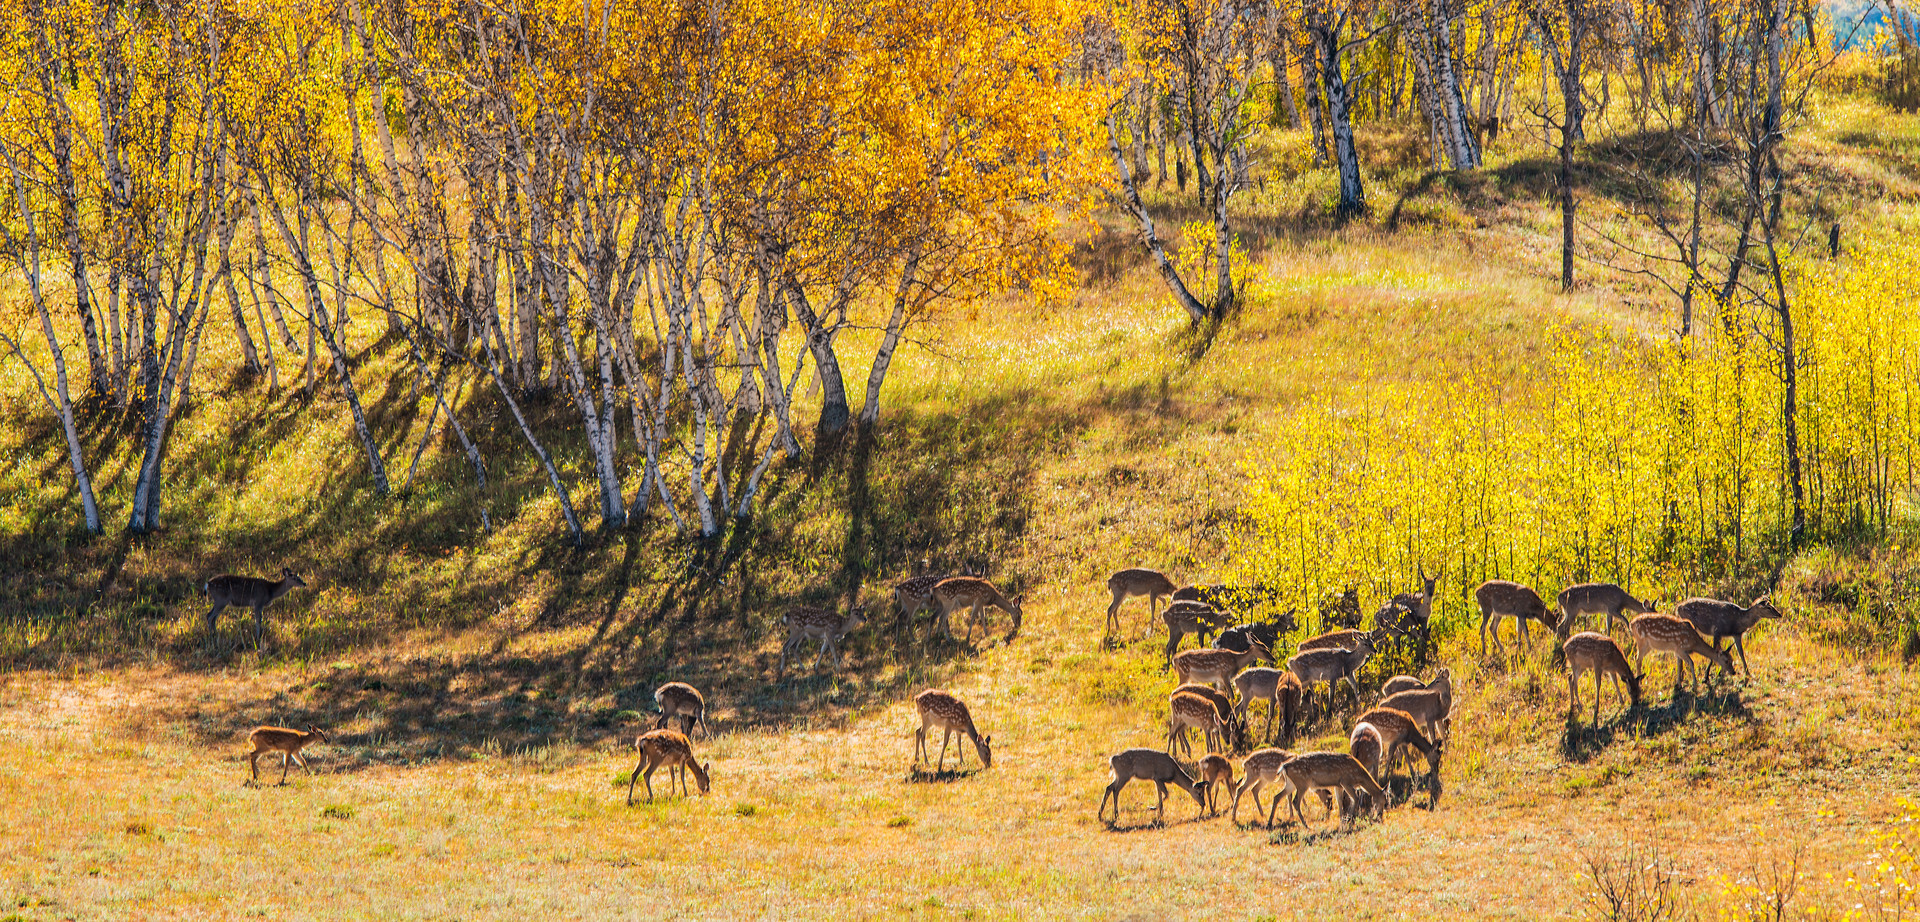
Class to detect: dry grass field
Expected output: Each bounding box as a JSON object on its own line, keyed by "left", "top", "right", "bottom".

{"left": 5, "top": 100, "right": 1920, "bottom": 921}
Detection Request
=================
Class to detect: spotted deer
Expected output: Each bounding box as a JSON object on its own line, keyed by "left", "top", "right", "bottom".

{"left": 1197, "top": 754, "right": 1235, "bottom": 815}
{"left": 1476, "top": 579, "right": 1557, "bottom": 654}
{"left": 1163, "top": 600, "right": 1233, "bottom": 662}
{"left": 1231, "top": 748, "right": 1331, "bottom": 828}
{"left": 1298, "top": 627, "right": 1392, "bottom": 653}
{"left": 1172, "top": 641, "right": 1274, "bottom": 692}
{"left": 1675, "top": 596, "right": 1783, "bottom": 677}
{"left": 1286, "top": 634, "right": 1375, "bottom": 718}
{"left": 1557, "top": 583, "right": 1656, "bottom": 634}
{"left": 1098, "top": 748, "right": 1208, "bottom": 826}
{"left": 1378, "top": 687, "right": 1451, "bottom": 744}
{"left": 1282, "top": 751, "right": 1387, "bottom": 831}
{"left": 893, "top": 575, "right": 945, "bottom": 627}
{"left": 1563, "top": 632, "right": 1642, "bottom": 725}
{"left": 777, "top": 605, "right": 866, "bottom": 676}
{"left": 932, "top": 577, "right": 1024, "bottom": 643}
{"left": 913, "top": 689, "right": 992, "bottom": 772}
{"left": 1351, "top": 706, "right": 1444, "bottom": 792}
{"left": 652, "top": 682, "right": 709, "bottom": 739}
{"left": 204, "top": 568, "right": 308, "bottom": 649}
{"left": 1379, "top": 666, "right": 1452, "bottom": 705}
{"left": 246, "top": 724, "right": 328, "bottom": 786}
{"left": 1173, "top": 683, "right": 1244, "bottom": 751}
{"left": 626, "top": 729, "right": 710, "bottom": 804}
{"left": 1231, "top": 667, "right": 1302, "bottom": 743}
{"left": 1628, "top": 613, "right": 1734, "bottom": 700}
{"left": 1106, "top": 568, "right": 1177, "bottom": 637}
{"left": 1168, "top": 689, "right": 1230, "bottom": 758}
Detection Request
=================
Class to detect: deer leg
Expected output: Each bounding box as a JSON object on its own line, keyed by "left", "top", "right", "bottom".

{"left": 279, "top": 752, "right": 291, "bottom": 785}
{"left": 937, "top": 729, "right": 951, "bottom": 773}
{"left": 294, "top": 751, "right": 311, "bottom": 774}
{"left": 914, "top": 725, "right": 927, "bottom": 767}
{"left": 249, "top": 749, "right": 260, "bottom": 782}
{"left": 1478, "top": 607, "right": 1491, "bottom": 655}
{"left": 205, "top": 602, "right": 228, "bottom": 644}
{"left": 1105, "top": 591, "right": 1123, "bottom": 638}
{"left": 1290, "top": 788, "right": 1312, "bottom": 832}
{"left": 626, "top": 757, "right": 647, "bottom": 805}
{"left": 1164, "top": 629, "right": 1180, "bottom": 666}
{"left": 1567, "top": 666, "right": 1581, "bottom": 720}
{"left": 1734, "top": 635, "right": 1752, "bottom": 677}
{"left": 1153, "top": 781, "right": 1167, "bottom": 822}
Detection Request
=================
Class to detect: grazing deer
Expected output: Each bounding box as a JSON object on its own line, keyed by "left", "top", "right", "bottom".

{"left": 1173, "top": 683, "right": 1244, "bottom": 750}
{"left": 1163, "top": 600, "right": 1232, "bottom": 662}
{"left": 1378, "top": 687, "right": 1451, "bottom": 745}
{"left": 1476, "top": 579, "right": 1557, "bottom": 654}
{"left": 1298, "top": 627, "right": 1393, "bottom": 653}
{"left": 1172, "top": 641, "right": 1273, "bottom": 692}
{"left": 1286, "top": 634, "right": 1375, "bottom": 719}
{"left": 777, "top": 605, "right": 866, "bottom": 676}
{"left": 1168, "top": 690, "right": 1230, "bottom": 758}
{"left": 1628, "top": 613, "right": 1734, "bottom": 700}
{"left": 1196, "top": 754, "right": 1235, "bottom": 815}
{"left": 914, "top": 689, "right": 992, "bottom": 772}
{"left": 932, "top": 577, "right": 1024, "bottom": 643}
{"left": 893, "top": 575, "right": 945, "bottom": 628}
{"left": 1563, "top": 632, "right": 1642, "bottom": 725}
{"left": 1557, "top": 583, "right": 1656, "bottom": 634}
{"left": 1675, "top": 596, "right": 1783, "bottom": 677}
{"left": 1351, "top": 706, "right": 1444, "bottom": 791}
{"left": 247, "top": 724, "right": 328, "bottom": 786}
{"left": 1347, "top": 723, "right": 1385, "bottom": 796}
{"left": 1098, "top": 748, "right": 1208, "bottom": 826}
{"left": 1379, "top": 667, "right": 1452, "bottom": 715}
{"left": 1283, "top": 751, "right": 1387, "bottom": 832}
{"left": 1214, "top": 614, "right": 1293, "bottom": 654}
{"left": 1231, "top": 667, "right": 1302, "bottom": 743}
{"left": 1231, "top": 747, "right": 1331, "bottom": 827}
{"left": 205, "top": 568, "right": 308, "bottom": 649}
{"left": 652, "top": 682, "right": 709, "bottom": 739}
{"left": 1106, "top": 568, "right": 1177, "bottom": 637}
{"left": 626, "top": 729, "right": 710, "bottom": 804}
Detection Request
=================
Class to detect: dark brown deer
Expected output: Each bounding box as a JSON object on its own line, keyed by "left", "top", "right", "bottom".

{"left": 204, "top": 568, "right": 308, "bottom": 649}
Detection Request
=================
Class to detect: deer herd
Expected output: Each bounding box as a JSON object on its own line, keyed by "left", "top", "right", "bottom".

{"left": 219, "top": 559, "right": 1782, "bottom": 841}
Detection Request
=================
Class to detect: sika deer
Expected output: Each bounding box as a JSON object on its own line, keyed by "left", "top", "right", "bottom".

{"left": 1286, "top": 634, "right": 1375, "bottom": 719}
{"left": 932, "top": 577, "right": 1024, "bottom": 643}
{"left": 1379, "top": 668, "right": 1452, "bottom": 715}
{"left": 1283, "top": 751, "right": 1387, "bottom": 831}
{"left": 1351, "top": 706, "right": 1444, "bottom": 792}
{"left": 1163, "top": 600, "right": 1232, "bottom": 662}
{"left": 1675, "top": 596, "right": 1783, "bottom": 677}
{"left": 1231, "top": 667, "right": 1302, "bottom": 743}
{"left": 652, "top": 682, "right": 709, "bottom": 739}
{"left": 626, "top": 729, "right": 710, "bottom": 804}
{"left": 246, "top": 724, "right": 329, "bottom": 786}
{"left": 777, "top": 605, "right": 866, "bottom": 676}
{"left": 1628, "top": 613, "right": 1734, "bottom": 701}
{"left": 1557, "top": 583, "right": 1656, "bottom": 634}
{"left": 1231, "top": 748, "right": 1332, "bottom": 828}
{"left": 1476, "top": 579, "right": 1558, "bottom": 654}
{"left": 1168, "top": 690, "right": 1230, "bottom": 758}
{"left": 914, "top": 690, "right": 992, "bottom": 772}
{"left": 1106, "top": 568, "right": 1177, "bottom": 637}
{"left": 1173, "top": 683, "right": 1244, "bottom": 750}
{"left": 1563, "top": 632, "right": 1642, "bottom": 725}
{"left": 893, "top": 575, "right": 944, "bottom": 628}
{"left": 1098, "top": 748, "right": 1208, "bottom": 826}
{"left": 1197, "top": 754, "right": 1235, "bottom": 815}
{"left": 205, "top": 568, "right": 308, "bottom": 650}
{"left": 1378, "top": 688, "right": 1451, "bottom": 744}
{"left": 1172, "top": 641, "right": 1273, "bottom": 692}
{"left": 1298, "top": 627, "right": 1392, "bottom": 653}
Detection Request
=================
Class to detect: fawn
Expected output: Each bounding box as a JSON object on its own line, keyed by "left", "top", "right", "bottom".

{"left": 1287, "top": 634, "right": 1375, "bottom": 719}
{"left": 627, "top": 729, "right": 710, "bottom": 804}
{"left": 1168, "top": 690, "right": 1230, "bottom": 758}
{"left": 247, "top": 724, "right": 328, "bottom": 786}
{"left": 932, "top": 577, "right": 1024, "bottom": 643}
{"left": 1628, "top": 613, "right": 1734, "bottom": 701}
{"left": 1282, "top": 751, "right": 1387, "bottom": 832}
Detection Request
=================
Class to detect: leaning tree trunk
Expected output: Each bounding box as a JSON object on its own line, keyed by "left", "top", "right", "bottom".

{"left": 1319, "top": 27, "right": 1366, "bottom": 217}
{"left": 1106, "top": 109, "right": 1208, "bottom": 323}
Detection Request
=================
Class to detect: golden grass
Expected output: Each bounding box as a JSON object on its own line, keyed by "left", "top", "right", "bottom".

{"left": 3, "top": 98, "right": 1920, "bottom": 921}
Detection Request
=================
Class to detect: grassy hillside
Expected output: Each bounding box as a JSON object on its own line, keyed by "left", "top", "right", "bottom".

{"left": 3, "top": 97, "right": 1920, "bottom": 919}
